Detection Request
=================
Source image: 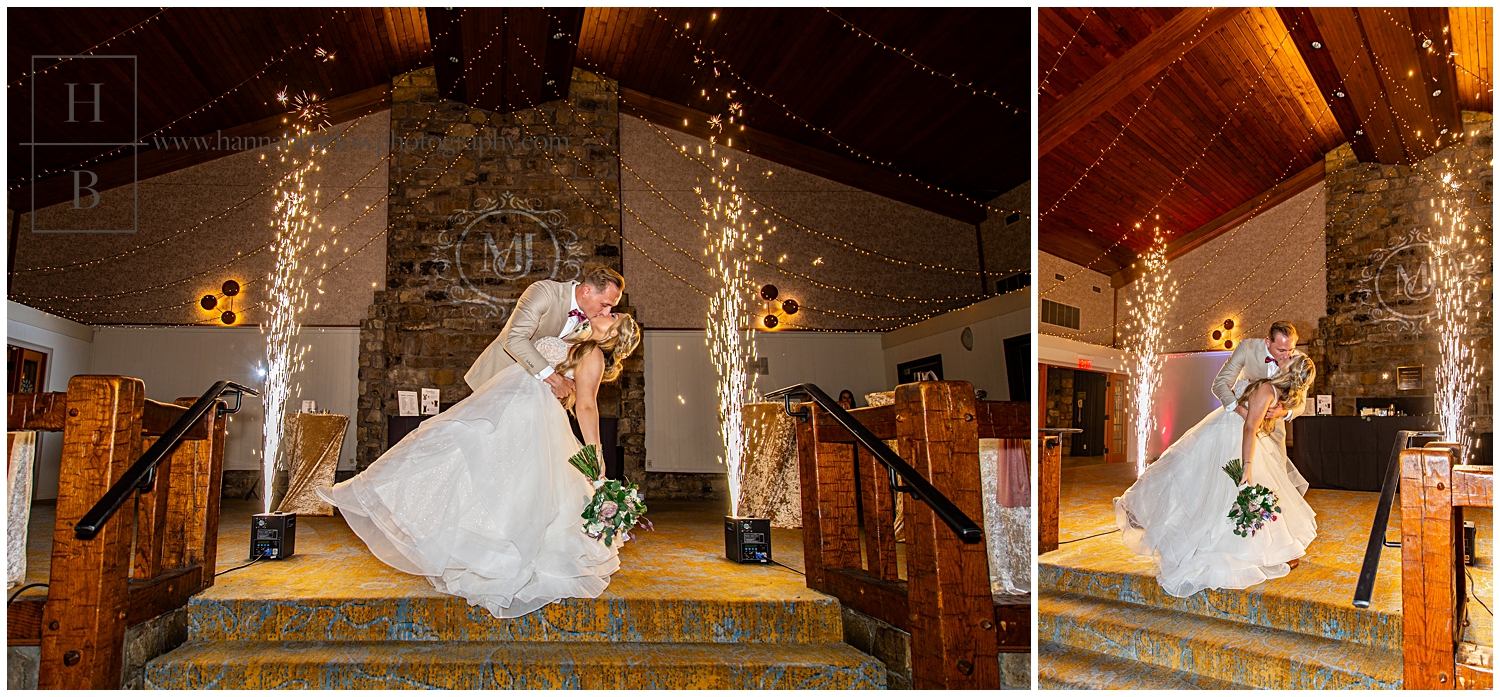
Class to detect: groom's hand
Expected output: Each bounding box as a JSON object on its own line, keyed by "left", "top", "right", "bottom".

{"left": 544, "top": 373, "right": 576, "bottom": 399}
{"left": 1234, "top": 405, "right": 1250, "bottom": 420}
{"left": 1265, "top": 404, "right": 1288, "bottom": 420}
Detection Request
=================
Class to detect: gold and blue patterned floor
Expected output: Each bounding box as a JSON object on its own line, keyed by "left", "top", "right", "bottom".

{"left": 22, "top": 496, "right": 885, "bottom": 689}
{"left": 1039, "top": 461, "right": 1491, "bottom": 689}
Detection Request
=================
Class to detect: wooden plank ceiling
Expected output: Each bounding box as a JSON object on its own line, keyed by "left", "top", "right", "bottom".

{"left": 8, "top": 7, "right": 1027, "bottom": 225}
{"left": 1039, "top": 7, "right": 1492, "bottom": 281}
{"left": 8, "top": 8, "right": 431, "bottom": 208}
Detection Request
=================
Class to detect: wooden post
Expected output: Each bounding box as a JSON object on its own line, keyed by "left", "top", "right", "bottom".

{"left": 130, "top": 435, "right": 172, "bottom": 581}
{"left": 39, "top": 375, "right": 144, "bottom": 689}
{"left": 855, "top": 444, "right": 900, "bottom": 581}
{"left": 795, "top": 403, "right": 861, "bottom": 589}
{"left": 896, "top": 381, "right": 998, "bottom": 689}
{"left": 200, "top": 402, "right": 230, "bottom": 586}
{"left": 1401, "top": 444, "right": 1462, "bottom": 689}
{"left": 1039, "top": 435, "right": 1062, "bottom": 554}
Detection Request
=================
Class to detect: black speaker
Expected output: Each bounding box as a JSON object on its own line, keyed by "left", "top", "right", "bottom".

{"left": 725, "top": 516, "right": 771, "bottom": 563}
{"left": 251, "top": 511, "right": 296, "bottom": 560}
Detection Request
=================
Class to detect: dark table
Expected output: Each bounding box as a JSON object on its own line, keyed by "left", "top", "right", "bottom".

{"left": 1289, "top": 415, "right": 1439, "bottom": 491}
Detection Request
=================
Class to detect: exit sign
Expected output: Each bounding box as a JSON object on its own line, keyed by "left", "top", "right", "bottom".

{"left": 1077, "top": 358, "right": 1092, "bottom": 370}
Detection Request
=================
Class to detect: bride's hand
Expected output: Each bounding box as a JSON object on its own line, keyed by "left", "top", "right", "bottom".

{"left": 1239, "top": 462, "right": 1252, "bottom": 486}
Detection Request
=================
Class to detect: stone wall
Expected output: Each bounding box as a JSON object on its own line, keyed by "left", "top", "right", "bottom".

{"left": 358, "top": 67, "right": 647, "bottom": 487}
{"left": 1044, "top": 366, "right": 1076, "bottom": 450}
{"left": 1037, "top": 252, "right": 1115, "bottom": 346}
{"left": 1311, "top": 111, "right": 1492, "bottom": 441}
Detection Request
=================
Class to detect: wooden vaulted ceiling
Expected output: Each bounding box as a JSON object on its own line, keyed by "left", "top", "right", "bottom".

{"left": 1038, "top": 7, "right": 1493, "bottom": 282}
{"left": 8, "top": 8, "right": 1027, "bottom": 224}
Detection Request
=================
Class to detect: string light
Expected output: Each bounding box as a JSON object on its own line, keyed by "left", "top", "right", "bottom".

{"left": 642, "top": 8, "right": 1018, "bottom": 218}
{"left": 821, "top": 8, "right": 1023, "bottom": 112}
{"left": 1039, "top": 9, "right": 1094, "bottom": 96}
{"left": 8, "top": 9, "right": 167, "bottom": 90}
{"left": 1044, "top": 20, "right": 1303, "bottom": 292}
{"left": 16, "top": 15, "right": 336, "bottom": 185}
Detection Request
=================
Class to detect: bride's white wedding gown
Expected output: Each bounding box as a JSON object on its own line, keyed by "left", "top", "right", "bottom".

{"left": 317, "top": 336, "right": 620, "bottom": 618}
{"left": 1114, "top": 407, "right": 1317, "bottom": 598}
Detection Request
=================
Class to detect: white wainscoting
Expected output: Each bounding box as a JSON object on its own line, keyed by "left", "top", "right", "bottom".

{"left": 1147, "top": 350, "right": 1232, "bottom": 460}
{"left": 643, "top": 330, "right": 885, "bottom": 474}
{"left": 89, "top": 326, "right": 362, "bottom": 473}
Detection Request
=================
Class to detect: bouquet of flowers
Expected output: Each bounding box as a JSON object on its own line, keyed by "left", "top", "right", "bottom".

{"left": 568, "top": 445, "right": 650, "bottom": 547}
{"left": 1222, "top": 459, "right": 1281, "bottom": 538}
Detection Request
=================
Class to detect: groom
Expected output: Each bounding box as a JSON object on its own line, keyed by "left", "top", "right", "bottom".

{"left": 465, "top": 266, "right": 625, "bottom": 399}
{"left": 1211, "top": 320, "right": 1309, "bottom": 494}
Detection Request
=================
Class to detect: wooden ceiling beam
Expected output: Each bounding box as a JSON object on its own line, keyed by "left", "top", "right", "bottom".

{"left": 427, "top": 8, "right": 584, "bottom": 115}
{"left": 618, "top": 87, "right": 986, "bottom": 224}
{"left": 1038, "top": 7, "right": 1242, "bottom": 157}
{"left": 15, "top": 83, "right": 390, "bottom": 215}
{"left": 1111, "top": 159, "right": 1325, "bottom": 288}
{"left": 1278, "top": 8, "right": 1380, "bottom": 163}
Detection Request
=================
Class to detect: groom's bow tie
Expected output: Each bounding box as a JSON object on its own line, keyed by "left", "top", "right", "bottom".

{"left": 568, "top": 309, "right": 588, "bottom": 322}
{"left": 1265, "top": 356, "right": 1275, "bottom": 364}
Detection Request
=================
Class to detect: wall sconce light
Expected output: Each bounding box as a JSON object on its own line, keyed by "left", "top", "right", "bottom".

{"left": 759, "top": 284, "right": 779, "bottom": 301}
{"left": 202, "top": 279, "right": 243, "bottom": 324}
{"left": 1224, "top": 339, "right": 1234, "bottom": 349}
{"left": 762, "top": 314, "right": 779, "bottom": 329}
{"left": 1212, "top": 329, "right": 1222, "bottom": 340}
{"left": 781, "top": 298, "right": 798, "bottom": 315}
{"left": 1223, "top": 318, "right": 1234, "bottom": 330}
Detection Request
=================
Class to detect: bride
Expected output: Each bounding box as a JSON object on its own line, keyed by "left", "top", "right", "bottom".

{"left": 318, "top": 310, "right": 641, "bottom": 618}
{"left": 1114, "top": 354, "right": 1317, "bottom": 598}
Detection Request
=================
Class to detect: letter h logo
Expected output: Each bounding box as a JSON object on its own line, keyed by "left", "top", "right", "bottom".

{"left": 29, "top": 54, "right": 138, "bottom": 232}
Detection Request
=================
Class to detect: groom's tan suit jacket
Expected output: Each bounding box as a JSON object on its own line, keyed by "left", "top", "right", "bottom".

{"left": 1211, "top": 337, "right": 1308, "bottom": 492}
{"left": 464, "top": 280, "right": 574, "bottom": 390}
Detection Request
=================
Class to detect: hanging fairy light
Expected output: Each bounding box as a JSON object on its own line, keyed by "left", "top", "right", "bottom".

{"left": 259, "top": 94, "right": 327, "bottom": 513}
{"left": 700, "top": 111, "right": 763, "bottom": 517}
{"left": 1430, "top": 165, "right": 1485, "bottom": 463}
{"left": 1123, "top": 232, "right": 1179, "bottom": 474}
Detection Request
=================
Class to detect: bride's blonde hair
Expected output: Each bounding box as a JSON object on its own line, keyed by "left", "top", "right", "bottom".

{"left": 1237, "top": 353, "right": 1315, "bottom": 435}
{"left": 556, "top": 313, "right": 641, "bottom": 411}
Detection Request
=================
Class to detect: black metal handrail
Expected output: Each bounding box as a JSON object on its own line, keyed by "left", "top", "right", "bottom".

{"left": 75, "top": 380, "right": 258, "bottom": 540}
{"left": 765, "top": 382, "right": 983, "bottom": 544}
{"left": 1352, "top": 429, "right": 1442, "bottom": 608}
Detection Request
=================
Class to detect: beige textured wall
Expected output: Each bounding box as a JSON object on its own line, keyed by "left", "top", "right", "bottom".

{"left": 13, "top": 113, "right": 390, "bottom": 326}
{"left": 1038, "top": 251, "right": 1115, "bottom": 346}
{"left": 1155, "top": 183, "right": 1327, "bottom": 352}
{"left": 619, "top": 115, "right": 989, "bottom": 331}
{"left": 982, "top": 181, "right": 1031, "bottom": 287}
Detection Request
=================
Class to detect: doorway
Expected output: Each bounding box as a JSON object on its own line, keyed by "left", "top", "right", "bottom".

{"left": 1069, "top": 370, "right": 1106, "bottom": 457}
{"left": 8, "top": 345, "right": 48, "bottom": 395}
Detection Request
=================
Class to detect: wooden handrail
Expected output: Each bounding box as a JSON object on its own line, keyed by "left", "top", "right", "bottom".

{"left": 789, "top": 379, "right": 1027, "bottom": 689}
{"left": 1401, "top": 443, "right": 1493, "bottom": 690}
{"left": 7, "top": 376, "right": 235, "bottom": 689}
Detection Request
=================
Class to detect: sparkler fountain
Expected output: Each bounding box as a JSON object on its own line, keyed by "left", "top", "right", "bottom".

{"left": 1430, "top": 167, "right": 1486, "bottom": 462}
{"left": 699, "top": 110, "right": 763, "bottom": 517}
{"left": 1123, "top": 233, "right": 1179, "bottom": 475}
{"left": 258, "top": 91, "right": 328, "bottom": 512}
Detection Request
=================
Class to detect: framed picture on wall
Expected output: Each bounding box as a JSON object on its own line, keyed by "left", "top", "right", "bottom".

{"left": 897, "top": 354, "right": 944, "bottom": 384}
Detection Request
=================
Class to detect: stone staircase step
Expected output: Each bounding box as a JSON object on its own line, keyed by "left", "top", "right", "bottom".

{"left": 1038, "top": 559, "right": 1400, "bottom": 651}
{"left": 1038, "top": 642, "right": 1251, "bottom": 690}
{"left": 1039, "top": 591, "right": 1401, "bottom": 690}
{"left": 144, "top": 640, "right": 886, "bottom": 690}
{"left": 186, "top": 594, "right": 842, "bottom": 644}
